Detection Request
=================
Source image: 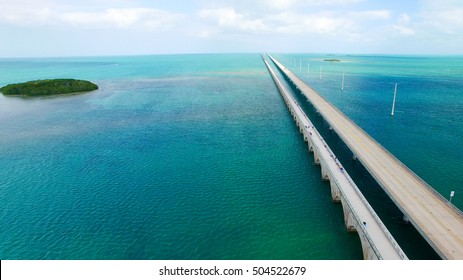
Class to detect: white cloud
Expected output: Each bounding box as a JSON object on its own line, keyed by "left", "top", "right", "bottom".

{"left": 422, "top": 9, "right": 463, "bottom": 35}
{"left": 390, "top": 13, "right": 415, "bottom": 35}
{"left": 201, "top": 0, "right": 365, "bottom": 11}
{"left": 302, "top": 16, "right": 350, "bottom": 33}
{"left": 199, "top": 8, "right": 356, "bottom": 36}
{"left": 0, "top": 1, "right": 184, "bottom": 31}
{"left": 199, "top": 8, "right": 267, "bottom": 33}
{"left": 348, "top": 10, "right": 391, "bottom": 20}
{"left": 262, "top": 0, "right": 299, "bottom": 10}
{"left": 0, "top": 0, "right": 54, "bottom": 25}
{"left": 391, "top": 25, "right": 415, "bottom": 35}
{"left": 297, "top": 0, "right": 365, "bottom": 7}
{"left": 270, "top": 12, "right": 354, "bottom": 34}
{"left": 2, "top": 0, "right": 463, "bottom": 55}
{"left": 418, "top": 0, "right": 463, "bottom": 34}
{"left": 60, "top": 8, "right": 183, "bottom": 30}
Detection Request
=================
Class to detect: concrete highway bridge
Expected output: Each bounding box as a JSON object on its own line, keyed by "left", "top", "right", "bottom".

{"left": 264, "top": 54, "right": 463, "bottom": 260}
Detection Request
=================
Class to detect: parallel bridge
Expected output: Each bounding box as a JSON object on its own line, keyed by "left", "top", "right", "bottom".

{"left": 266, "top": 54, "right": 463, "bottom": 260}
{"left": 263, "top": 55, "right": 407, "bottom": 260}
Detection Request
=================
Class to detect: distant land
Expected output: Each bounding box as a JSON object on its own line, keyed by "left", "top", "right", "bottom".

{"left": 0, "top": 79, "right": 98, "bottom": 97}
{"left": 324, "top": 59, "right": 341, "bottom": 62}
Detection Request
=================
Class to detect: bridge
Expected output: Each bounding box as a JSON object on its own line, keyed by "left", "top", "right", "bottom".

{"left": 266, "top": 54, "right": 463, "bottom": 260}
{"left": 263, "top": 55, "right": 407, "bottom": 260}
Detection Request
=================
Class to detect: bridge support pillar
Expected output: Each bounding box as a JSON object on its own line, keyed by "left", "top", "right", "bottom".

{"left": 321, "top": 163, "right": 330, "bottom": 181}
{"left": 313, "top": 150, "right": 321, "bottom": 165}
{"left": 308, "top": 140, "right": 314, "bottom": 152}
{"left": 330, "top": 181, "right": 341, "bottom": 202}
{"left": 341, "top": 196, "right": 357, "bottom": 232}
{"left": 303, "top": 127, "right": 311, "bottom": 143}
{"left": 358, "top": 229, "right": 379, "bottom": 260}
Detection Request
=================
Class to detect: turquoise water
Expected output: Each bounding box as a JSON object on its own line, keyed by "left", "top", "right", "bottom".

{"left": 0, "top": 54, "right": 461, "bottom": 260}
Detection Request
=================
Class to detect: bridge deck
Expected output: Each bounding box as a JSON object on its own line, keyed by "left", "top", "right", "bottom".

{"left": 269, "top": 55, "right": 463, "bottom": 259}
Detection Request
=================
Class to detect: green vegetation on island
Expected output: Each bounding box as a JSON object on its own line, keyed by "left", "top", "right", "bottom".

{"left": 324, "top": 59, "right": 341, "bottom": 62}
{"left": 0, "top": 79, "right": 98, "bottom": 97}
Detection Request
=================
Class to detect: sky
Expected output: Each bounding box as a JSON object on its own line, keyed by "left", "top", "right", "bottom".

{"left": 1, "top": 0, "right": 463, "bottom": 57}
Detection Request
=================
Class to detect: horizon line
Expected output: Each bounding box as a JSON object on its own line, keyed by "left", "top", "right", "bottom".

{"left": 2, "top": 51, "right": 463, "bottom": 59}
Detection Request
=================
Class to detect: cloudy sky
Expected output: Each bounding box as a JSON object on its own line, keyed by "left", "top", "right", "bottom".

{"left": 1, "top": 0, "right": 463, "bottom": 57}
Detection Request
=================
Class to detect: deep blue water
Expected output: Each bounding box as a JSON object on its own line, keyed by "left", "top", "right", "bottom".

{"left": 0, "top": 54, "right": 462, "bottom": 260}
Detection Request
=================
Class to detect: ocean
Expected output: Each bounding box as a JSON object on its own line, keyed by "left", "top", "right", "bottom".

{"left": 0, "top": 53, "right": 462, "bottom": 260}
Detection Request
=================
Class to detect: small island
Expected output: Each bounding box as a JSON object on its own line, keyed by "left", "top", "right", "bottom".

{"left": 0, "top": 79, "right": 98, "bottom": 97}
{"left": 324, "top": 59, "right": 341, "bottom": 62}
